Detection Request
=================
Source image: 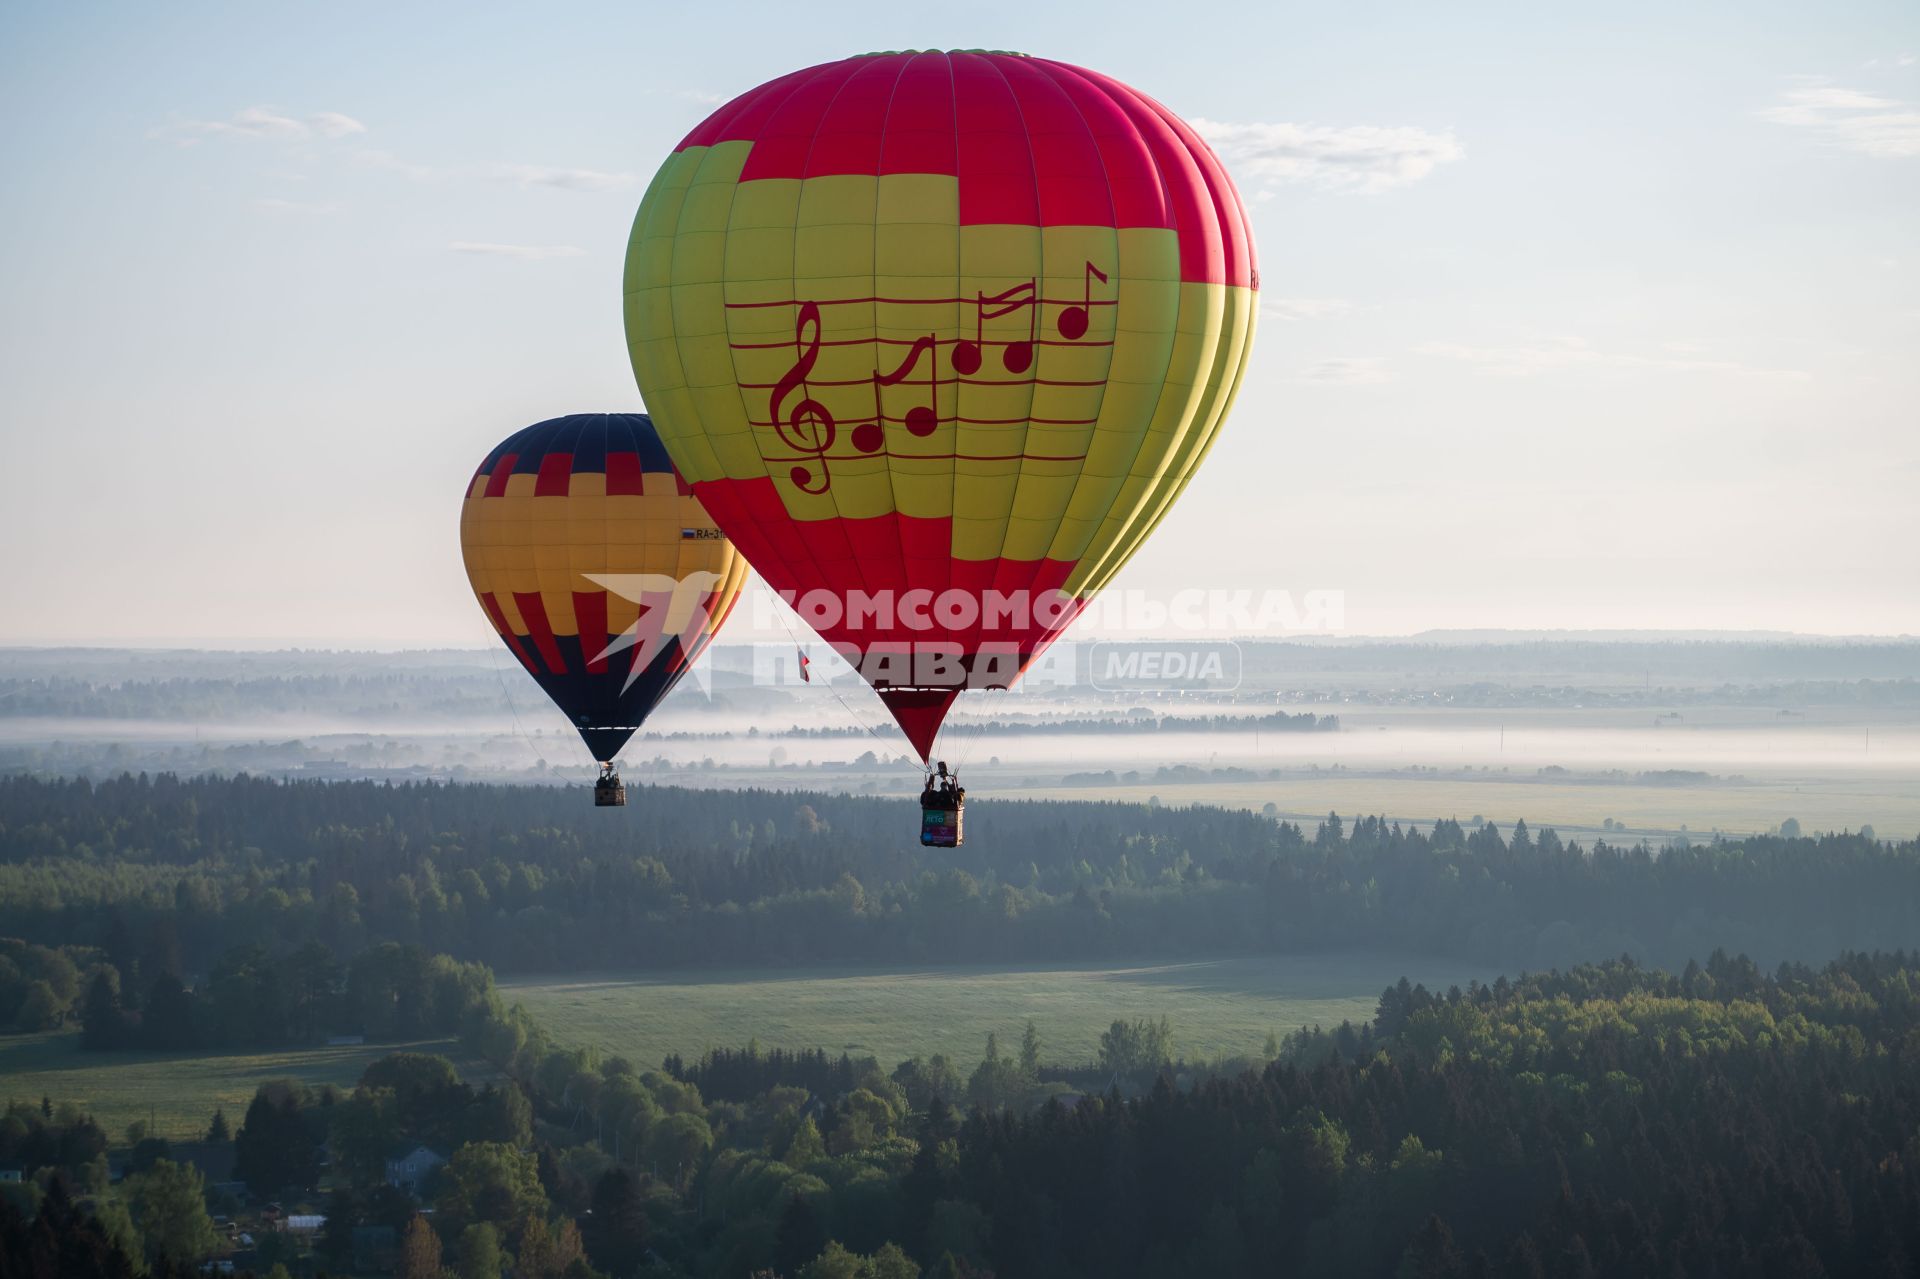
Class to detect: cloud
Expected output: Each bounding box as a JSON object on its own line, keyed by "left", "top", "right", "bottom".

{"left": 1417, "top": 336, "right": 1808, "bottom": 380}
{"left": 155, "top": 106, "right": 367, "bottom": 144}
{"left": 1192, "top": 119, "right": 1463, "bottom": 193}
{"left": 1262, "top": 297, "right": 1355, "bottom": 322}
{"left": 157, "top": 104, "right": 637, "bottom": 211}
{"left": 158, "top": 107, "right": 639, "bottom": 198}
{"left": 1283, "top": 357, "right": 1395, "bottom": 385}
{"left": 449, "top": 241, "right": 586, "bottom": 261}
{"left": 308, "top": 111, "right": 367, "bottom": 139}
{"left": 1759, "top": 78, "right": 1920, "bottom": 158}
{"left": 490, "top": 164, "right": 639, "bottom": 192}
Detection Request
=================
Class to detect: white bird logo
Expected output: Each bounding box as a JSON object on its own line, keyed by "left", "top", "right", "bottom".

{"left": 582, "top": 571, "right": 724, "bottom": 694}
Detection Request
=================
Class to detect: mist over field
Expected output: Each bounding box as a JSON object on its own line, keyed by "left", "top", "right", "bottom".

{"left": 7, "top": 635, "right": 1915, "bottom": 838}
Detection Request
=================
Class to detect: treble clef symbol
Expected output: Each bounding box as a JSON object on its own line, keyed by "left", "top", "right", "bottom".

{"left": 768, "top": 301, "right": 837, "bottom": 494}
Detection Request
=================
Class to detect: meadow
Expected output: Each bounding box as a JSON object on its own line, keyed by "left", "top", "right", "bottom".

{"left": 0, "top": 955, "right": 1484, "bottom": 1136}
{"left": 1021, "top": 772, "right": 1920, "bottom": 841}
{"left": 0, "top": 1030, "right": 465, "bottom": 1140}
{"left": 501, "top": 952, "right": 1490, "bottom": 1070}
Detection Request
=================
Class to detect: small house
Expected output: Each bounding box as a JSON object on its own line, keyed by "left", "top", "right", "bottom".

{"left": 385, "top": 1145, "right": 446, "bottom": 1193}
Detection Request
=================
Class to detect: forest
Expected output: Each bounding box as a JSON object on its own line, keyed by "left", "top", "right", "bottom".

{"left": 7, "top": 948, "right": 1920, "bottom": 1277}
{"left": 0, "top": 775, "right": 1912, "bottom": 1016}
{"left": 71, "top": 940, "right": 495, "bottom": 1051}
{"left": 4, "top": 773, "right": 1919, "bottom": 1274}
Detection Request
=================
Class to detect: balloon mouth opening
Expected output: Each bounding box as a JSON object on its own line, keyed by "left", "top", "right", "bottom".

{"left": 876, "top": 687, "right": 963, "bottom": 763}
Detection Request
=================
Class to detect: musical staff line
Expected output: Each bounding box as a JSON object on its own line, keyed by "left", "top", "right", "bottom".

{"left": 724, "top": 294, "right": 1119, "bottom": 310}
{"left": 765, "top": 451, "right": 1091, "bottom": 464}
{"left": 747, "top": 264, "right": 1112, "bottom": 494}
{"left": 738, "top": 374, "right": 1108, "bottom": 391}
{"left": 748, "top": 414, "right": 1101, "bottom": 430}
{"left": 728, "top": 335, "right": 1115, "bottom": 352}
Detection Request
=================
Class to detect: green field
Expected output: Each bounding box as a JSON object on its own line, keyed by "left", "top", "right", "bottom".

{"left": 1019, "top": 774, "right": 1920, "bottom": 841}
{"left": 502, "top": 953, "right": 1490, "bottom": 1069}
{"left": 2, "top": 954, "right": 1486, "bottom": 1132}
{"left": 0, "top": 1031, "right": 465, "bottom": 1140}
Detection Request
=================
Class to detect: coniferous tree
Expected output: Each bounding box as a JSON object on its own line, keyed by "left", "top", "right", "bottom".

{"left": 141, "top": 975, "right": 194, "bottom": 1050}
{"left": 79, "top": 972, "right": 125, "bottom": 1051}
{"left": 318, "top": 1187, "right": 359, "bottom": 1271}
{"left": 775, "top": 1194, "right": 827, "bottom": 1279}
{"left": 585, "top": 1167, "right": 649, "bottom": 1277}
{"left": 397, "top": 1214, "right": 442, "bottom": 1279}
{"left": 233, "top": 1088, "right": 317, "bottom": 1194}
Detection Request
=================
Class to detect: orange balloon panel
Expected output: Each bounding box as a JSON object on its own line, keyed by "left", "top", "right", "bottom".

{"left": 624, "top": 51, "right": 1258, "bottom": 758}
{"left": 459, "top": 414, "right": 747, "bottom": 762}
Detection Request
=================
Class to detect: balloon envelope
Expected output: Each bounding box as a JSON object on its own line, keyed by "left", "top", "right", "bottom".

{"left": 459, "top": 413, "right": 747, "bottom": 762}
{"left": 624, "top": 51, "right": 1258, "bottom": 759}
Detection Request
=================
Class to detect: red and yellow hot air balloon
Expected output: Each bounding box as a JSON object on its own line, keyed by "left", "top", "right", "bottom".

{"left": 623, "top": 50, "right": 1257, "bottom": 773}
{"left": 460, "top": 413, "right": 748, "bottom": 803}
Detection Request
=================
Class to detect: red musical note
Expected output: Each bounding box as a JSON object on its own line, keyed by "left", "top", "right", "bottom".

{"left": 1055, "top": 260, "right": 1109, "bottom": 342}
{"left": 871, "top": 336, "right": 940, "bottom": 442}
{"left": 952, "top": 281, "right": 1038, "bottom": 376}
{"left": 767, "top": 301, "right": 838, "bottom": 493}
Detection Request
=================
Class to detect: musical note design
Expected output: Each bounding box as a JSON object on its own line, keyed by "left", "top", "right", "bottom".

{"left": 1055, "top": 260, "right": 1110, "bottom": 342}
{"left": 743, "top": 263, "right": 1115, "bottom": 493}
{"left": 949, "top": 260, "right": 1111, "bottom": 375}
{"left": 952, "top": 281, "right": 1038, "bottom": 376}
{"left": 766, "top": 301, "right": 839, "bottom": 494}
{"left": 872, "top": 336, "right": 939, "bottom": 441}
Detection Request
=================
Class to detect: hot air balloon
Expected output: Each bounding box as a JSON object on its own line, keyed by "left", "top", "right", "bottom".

{"left": 623, "top": 51, "right": 1258, "bottom": 832}
{"left": 459, "top": 413, "right": 748, "bottom": 804}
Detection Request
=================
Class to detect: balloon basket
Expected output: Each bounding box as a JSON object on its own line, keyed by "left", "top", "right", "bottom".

{"left": 920, "top": 800, "right": 963, "bottom": 848}
{"left": 919, "top": 765, "right": 965, "bottom": 847}
{"left": 594, "top": 767, "right": 627, "bottom": 807}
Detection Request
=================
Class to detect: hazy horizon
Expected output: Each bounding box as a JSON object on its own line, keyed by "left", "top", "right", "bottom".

{"left": 2, "top": 625, "right": 1917, "bottom": 653}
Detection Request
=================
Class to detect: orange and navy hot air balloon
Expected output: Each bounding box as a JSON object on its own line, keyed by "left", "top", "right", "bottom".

{"left": 459, "top": 414, "right": 747, "bottom": 801}
{"left": 623, "top": 50, "right": 1257, "bottom": 766}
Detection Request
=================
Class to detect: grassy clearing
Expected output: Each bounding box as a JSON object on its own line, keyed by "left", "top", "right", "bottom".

{"left": 0, "top": 1032, "right": 463, "bottom": 1140}
{"left": 502, "top": 953, "right": 1489, "bottom": 1069}
{"left": 1019, "top": 775, "right": 1920, "bottom": 840}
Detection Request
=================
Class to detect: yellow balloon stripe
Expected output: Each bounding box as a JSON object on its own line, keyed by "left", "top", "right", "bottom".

{"left": 627, "top": 159, "right": 1255, "bottom": 587}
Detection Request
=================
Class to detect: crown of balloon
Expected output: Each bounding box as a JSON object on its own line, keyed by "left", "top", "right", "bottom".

{"left": 852, "top": 48, "right": 1032, "bottom": 58}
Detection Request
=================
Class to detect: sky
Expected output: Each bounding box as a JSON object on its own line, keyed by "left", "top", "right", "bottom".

{"left": 0, "top": 1, "right": 1915, "bottom": 646}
